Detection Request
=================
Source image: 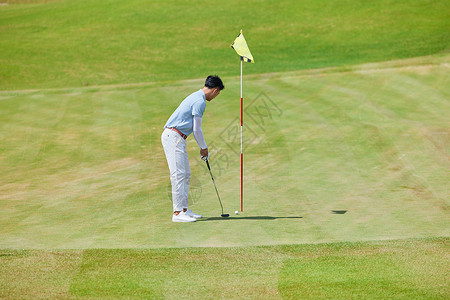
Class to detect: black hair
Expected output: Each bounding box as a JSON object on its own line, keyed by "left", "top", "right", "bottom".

{"left": 204, "top": 75, "right": 224, "bottom": 90}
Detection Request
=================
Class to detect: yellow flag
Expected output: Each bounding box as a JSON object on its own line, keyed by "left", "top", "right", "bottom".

{"left": 231, "top": 30, "right": 254, "bottom": 63}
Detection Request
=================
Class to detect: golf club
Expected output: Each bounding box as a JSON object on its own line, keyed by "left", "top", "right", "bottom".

{"left": 204, "top": 158, "right": 229, "bottom": 217}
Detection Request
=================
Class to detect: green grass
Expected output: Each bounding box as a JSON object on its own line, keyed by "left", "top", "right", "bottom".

{"left": 1, "top": 0, "right": 449, "bottom": 298}
{"left": 1, "top": 238, "right": 448, "bottom": 299}
{"left": 1, "top": 0, "right": 449, "bottom": 90}
{"left": 0, "top": 54, "right": 448, "bottom": 249}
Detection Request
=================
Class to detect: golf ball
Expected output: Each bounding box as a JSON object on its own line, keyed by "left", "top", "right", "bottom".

{"left": 235, "top": 211, "right": 239, "bottom": 215}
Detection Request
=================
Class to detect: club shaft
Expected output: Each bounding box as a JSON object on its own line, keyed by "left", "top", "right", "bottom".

{"left": 206, "top": 160, "right": 224, "bottom": 215}
{"left": 211, "top": 178, "right": 224, "bottom": 214}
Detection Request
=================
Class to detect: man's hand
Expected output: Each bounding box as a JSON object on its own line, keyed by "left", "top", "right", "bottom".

{"left": 200, "top": 148, "right": 209, "bottom": 160}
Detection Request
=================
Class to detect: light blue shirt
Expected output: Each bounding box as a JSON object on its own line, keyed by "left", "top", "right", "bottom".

{"left": 164, "top": 89, "right": 206, "bottom": 136}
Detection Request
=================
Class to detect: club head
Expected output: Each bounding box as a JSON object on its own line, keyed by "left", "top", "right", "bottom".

{"left": 221, "top": 214, "right": 230, "bottom": 218}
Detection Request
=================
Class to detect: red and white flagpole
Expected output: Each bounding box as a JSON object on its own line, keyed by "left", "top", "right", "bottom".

{"left": 240, "top": 58, "right": 244, "bottom": 212}
{"left": 231, "top": 29, "right": 253, "bottom": 212}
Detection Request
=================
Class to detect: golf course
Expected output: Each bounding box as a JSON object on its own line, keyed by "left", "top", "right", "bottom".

{"left": 1, "top": 0, "right": 449, "bottom": 298}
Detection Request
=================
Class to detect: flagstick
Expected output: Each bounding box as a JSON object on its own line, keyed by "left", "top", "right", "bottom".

{"left": 240, "top": 58, "right": 243, "bottom": 212}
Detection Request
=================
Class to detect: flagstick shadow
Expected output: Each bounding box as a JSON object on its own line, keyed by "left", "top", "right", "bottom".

{"left": 198, "top": 216, "right": 302, "bottom": 221}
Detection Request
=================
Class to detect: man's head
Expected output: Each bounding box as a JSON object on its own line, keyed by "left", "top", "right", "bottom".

{"left": 203, "top": 75, "right": 224, "bottom": 101}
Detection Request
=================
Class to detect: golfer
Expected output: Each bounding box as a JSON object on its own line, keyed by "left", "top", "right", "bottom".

{"left": 162, "top": 75, "right": 224, "bottom": 222}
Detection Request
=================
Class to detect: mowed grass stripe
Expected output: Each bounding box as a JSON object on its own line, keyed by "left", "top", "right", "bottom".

{"left": 1, "top": 238, "right": 448, "bottom": 299}
{"left": 278, "top": 240, "right": 449, "bottom": 299}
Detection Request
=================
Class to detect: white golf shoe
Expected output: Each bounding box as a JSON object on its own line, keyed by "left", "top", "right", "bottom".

{"left": 172, "top": 211, "right": 196, "bottom": 223}
{"left": 186, "top": 209, "right": 202, "bottom": 219}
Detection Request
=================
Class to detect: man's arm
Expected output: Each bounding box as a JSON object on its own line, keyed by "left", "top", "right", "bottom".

{"left": 193, "top": 116, "right": 208, "bottom": 158}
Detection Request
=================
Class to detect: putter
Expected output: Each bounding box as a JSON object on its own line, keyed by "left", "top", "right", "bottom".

{"left": 204, "top": 158, "right": 229, "bottom": 217}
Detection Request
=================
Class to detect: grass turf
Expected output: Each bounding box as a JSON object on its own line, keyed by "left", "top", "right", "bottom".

{"left": 1, "top": 238, "right": 448, "bottom": 299}
{"left": 1, "top": 0, "right": 449, "bottom": 90}
{"left": 0, "top": 54, "right": 449, "bottom": 249}
{"left": 1, "top": 0, "right": 449, "bottom": 298}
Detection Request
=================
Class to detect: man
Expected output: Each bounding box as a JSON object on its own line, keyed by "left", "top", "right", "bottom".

{"left": 161, "top": 75, "right": 224, "bottom": 222}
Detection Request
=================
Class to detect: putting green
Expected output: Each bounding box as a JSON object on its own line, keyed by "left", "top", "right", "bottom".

{"left": 1, "top": 54, "right": 448, "bottom": 249}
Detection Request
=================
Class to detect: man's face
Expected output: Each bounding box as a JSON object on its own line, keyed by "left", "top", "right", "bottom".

{"left": 207, "top": 88, "right": 221, "bottom": 101}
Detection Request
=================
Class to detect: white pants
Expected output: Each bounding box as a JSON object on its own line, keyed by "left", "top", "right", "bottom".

{"left": 161, "top": 128, "right": 191, "bottom": 212}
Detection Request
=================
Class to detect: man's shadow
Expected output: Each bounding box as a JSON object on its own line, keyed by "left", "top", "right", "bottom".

{"left": 198, "top": 216, "right": 302, "bottom": 221}
{"left": 198, "top": 210, "right": 347, "bottom": 221}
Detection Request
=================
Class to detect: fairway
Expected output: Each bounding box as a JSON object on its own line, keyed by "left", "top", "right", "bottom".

{"left": 1, "top": 0, "right": 449, "bottom": 90}
{"left": 1, "top": 0, "right": 449, "bottom": 298}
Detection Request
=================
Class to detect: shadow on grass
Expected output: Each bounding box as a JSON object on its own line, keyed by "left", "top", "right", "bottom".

{"left": 198, "top": 216, "right": 302, "bottom": 221}
{"left": 331, "top": 210, "right": 347, "bottom": 214}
